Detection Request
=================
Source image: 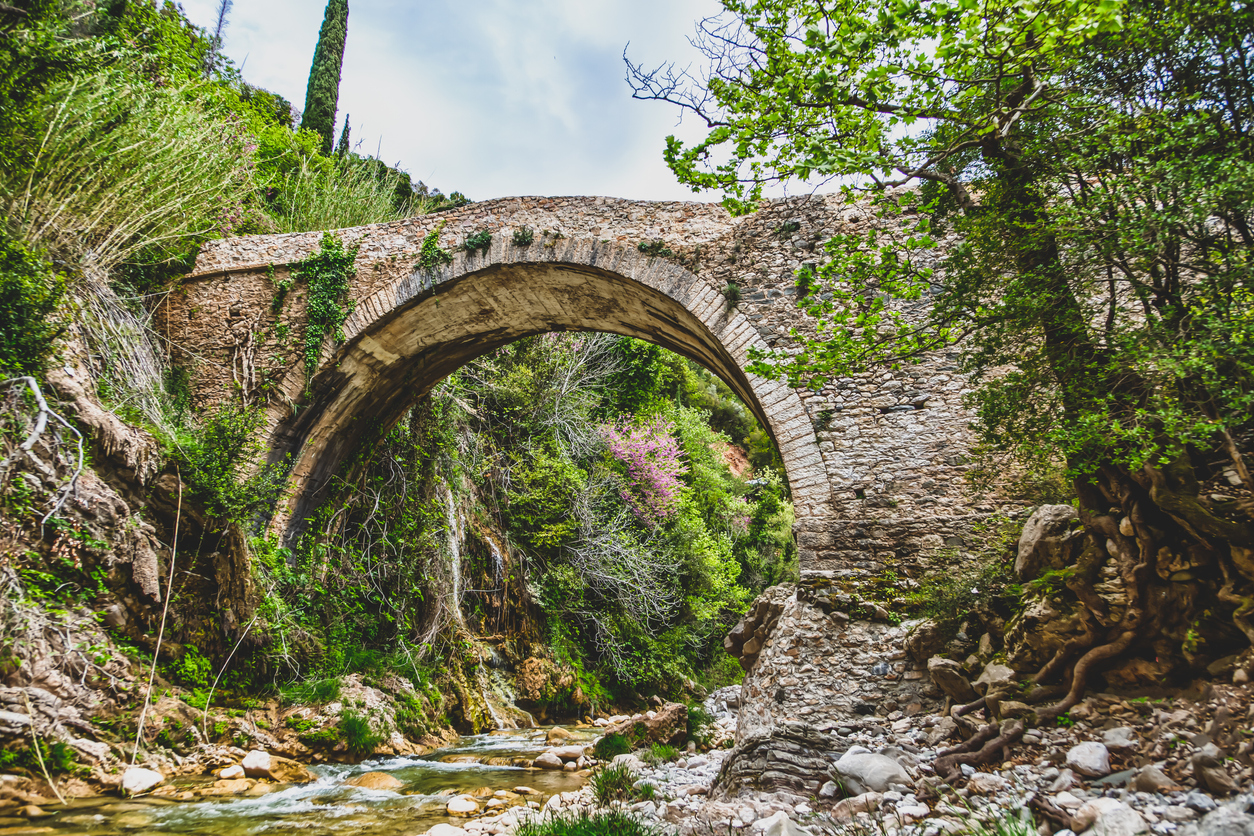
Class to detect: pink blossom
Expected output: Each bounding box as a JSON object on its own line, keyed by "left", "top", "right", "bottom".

{"left": 600, "top": 417, "right": 687, "bottom": 525}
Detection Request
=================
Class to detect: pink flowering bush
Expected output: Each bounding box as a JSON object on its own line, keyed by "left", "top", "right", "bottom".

{"left": 600, "top": 417, "right": 688, "bottom": 525}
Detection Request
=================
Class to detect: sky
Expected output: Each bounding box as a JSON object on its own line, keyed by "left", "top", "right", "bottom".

{"left": 180, "top": 0, "right": 729, "bottom": 203}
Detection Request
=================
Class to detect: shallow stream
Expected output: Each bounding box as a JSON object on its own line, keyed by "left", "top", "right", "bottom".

{"left": 9, "top": 728, "right": 595, "bottom": 836}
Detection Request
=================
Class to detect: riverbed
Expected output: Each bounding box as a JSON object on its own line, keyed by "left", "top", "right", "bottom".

{"left": 10, "top": 728, "right": 595, "bottom": 836}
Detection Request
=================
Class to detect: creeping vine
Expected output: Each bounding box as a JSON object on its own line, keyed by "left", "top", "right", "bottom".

{"left": 295, "top": 233, "right": 358, "bottom": 392}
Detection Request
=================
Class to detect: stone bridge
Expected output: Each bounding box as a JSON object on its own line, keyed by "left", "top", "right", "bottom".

{"left": 160, "top": 194, "right": 987, "bottom": 578}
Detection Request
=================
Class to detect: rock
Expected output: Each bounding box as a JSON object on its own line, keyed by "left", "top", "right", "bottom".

{"left": 928, "top": 716, "right": 958, "bottom": 747}
{"left": 1016, "top": 505, "right": 1080, "bottom": 580}
{"left": 818, "top": 781, "right": 840, "bottom": 799}
{"left": 1102, "top": 727, "right": 1138, "bottom": 751}
{"left": 1133, "top": 765, "right": 1181, "bottom": 794}
{"left": 830, "top": 791, "right": 884, "bottom": 822}
{"left": 220, "top": 764, "right": 245, "bottom": 779}
{"left": 546, "top": 727, "right": 573, "bottom": 744}
{"left": 513, "top": 786, "right": 539, "bottom": 795}
{"left": 906, "top": 620, "right": 947, "bottom": 668}
{"left": 21, "top": 804, "right": 48, "bottom": 817}
{"left": 446, "top": 795, "right": 479, "bottom": 817}
{"left": 534, "top": 752, "right": 564, "bottom": 770}
{"left": 1195, "top": 764, "right": 1241, "bottom": 796}
{"left": 345, "top": 771, "right": 405, "bottom": 790}
{"left": 1050, "top": 769, "right": 1077, "bottom": 792}
{"left": 928, "top": 657, "right": 978, "bottom": 702}
{"left": 121, "top": 767, "right": 165, "bottom": 796}
{"left": 968, "top": 773, "right": 1009, "bottom": 793}
{"left": 754, "top": 810, "right": 808, "bottom": 836}
{"left": 1066, "top": 741, "right": 1111, "bottom": 777}
{"left": 1185, "top": 793, "right": 1219, "bottom": 814}
{"left": 605, "top": 702, "right": 687, "bottom": 745}
{"left": 549, "top": 745, "right": 585, "bottom": 761}
{"left": 974, "top": 663, "right": 1017, "bottom": 696}
{"left": 725, "top": 585, "right": 793, "bottom": 671}
{"left": 1186, "top": 803, "right": 1254, "bottom": 836}
{"left": 611, "top": 753, "right": 645, "bottom": 773}
{"left": 426, "top": 825, "right": 469, "bottom": 836}
{"left": 997, "top": 700, "right": 1034, "bottom": 720}
{"left": 832, "top": 752, "right": 913, "bottom": 794}
{"left": 1073, "top": 798, "right": 1149, "bottom": 836}
{"left": 241, "top": 749, "right": 272, "bottom": 778}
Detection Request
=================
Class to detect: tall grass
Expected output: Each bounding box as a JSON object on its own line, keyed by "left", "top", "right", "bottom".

{"left": 267, "top": 156, "right": 432, "bottom": 234}
{"left": 1, "top": 70, "right": 255, "bottom": 270}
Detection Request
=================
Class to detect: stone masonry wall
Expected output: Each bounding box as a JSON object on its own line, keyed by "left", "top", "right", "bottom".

{"left": 159, "top": 193, "right": 1002, "bottom": 575}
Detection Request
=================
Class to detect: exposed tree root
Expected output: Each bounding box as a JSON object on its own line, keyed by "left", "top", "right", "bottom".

{"left": 935, "top": 720, "right": 1025, "bottom": 782}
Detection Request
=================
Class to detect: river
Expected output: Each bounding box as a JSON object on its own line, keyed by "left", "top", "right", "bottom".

{"left": 16, "top": 728, "right": 595, "bottom": 836}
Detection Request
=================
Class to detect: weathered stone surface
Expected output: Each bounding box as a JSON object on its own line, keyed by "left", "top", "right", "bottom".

{"left": 1073, "top": 798, "right": 1149, "bottom": 836}
{"left": 726, "top": 586, "right": 794, "bottom": 671}
{"left": 605, "top": 703, "right": 687, "bottom": 746}
{"left": 446, "top": 795, "right": 479, "bottom": 816}
{"left": 928, "top": 656, "right": 977, "bottom": 702}
{"left": 831, "top": 751, "right": 913, "bottom": 794}
{"left": 241, "top": 750, "right": 272, "bottom": 778}
{"left": 1133, "top": 765, "right": 1181, "bottom": 794}
{"left": 1016, "top": 505, "right": 1080, "bottom": 580}
{"left": 1066, "top": 741, "right": 1112, "bottom": 777}
{"left": 533, "top": 752, "right": 564, "bottom": 770}
{"left": 345, "top": 771, "right": 404, "bottom": 790}
{"left": 120, "top": 767, "right": 164, "bottom": 796}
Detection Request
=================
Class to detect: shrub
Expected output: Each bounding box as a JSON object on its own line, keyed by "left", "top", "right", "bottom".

{"left": 686, "top": 703, "right": 714, "bottom": 746}
{"left": 464, "top": 229, "right": 492, "bottom": 253}
{"left": 178, "top": 403, "right": 286, "bottom": 526}
{"left": 589, "top": 762, "right": 637, "bottom": 805}
{"left": 338, "top": 709, "right": 385, "bottom": 756}
{"left": 516, "top": 810, "right": 659, "bottom": 836}
{"left": 280, "top": 676, "right": 342, "bottom": 704}
{"left": 0, "top": 236, "right": 64, "bottom": 377}
{"left": 642, "top": 742, "right": 678, "bottom": 765}
{"left": 592, "top": 732, "right": 631, "bottom": 760}
{"left": 512, "top": 226, "right": 535, "bottom": 246}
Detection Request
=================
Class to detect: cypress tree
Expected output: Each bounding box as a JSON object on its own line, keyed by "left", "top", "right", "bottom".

{"left": 335, "top": 114, "right": 350, "bottom": 158}
{"left": 300, "top": 0, "right": 348, "bottom": 156}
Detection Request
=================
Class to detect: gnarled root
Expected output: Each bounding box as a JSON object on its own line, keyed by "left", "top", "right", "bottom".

{"left": 934, "top": 720, "right": 1025, "bottom": 783}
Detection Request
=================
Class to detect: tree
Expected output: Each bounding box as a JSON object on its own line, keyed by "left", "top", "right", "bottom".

{"left": 629, "top": 0, "right": 1254, "bottom": 771}
{"left": 301, "top": 0, "right": 349, "bottom": 156}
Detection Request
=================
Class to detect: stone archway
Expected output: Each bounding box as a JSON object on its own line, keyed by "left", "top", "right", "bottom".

{"left": 263, "top": 238, "right": 832, "bottom": 544}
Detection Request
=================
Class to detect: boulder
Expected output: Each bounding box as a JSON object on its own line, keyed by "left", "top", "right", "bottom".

{"left": 830, "top": 791, "right": 883, "bottom": 822}
{"left": 426, "top": 825, "right": 469, "bottom": 836}
{"left": 533, "top": 752, "right": 564, "bottom": 770}
{"left": 905, "top": 620, "right": 947, "bottom": 668}
{"left": 549, "top": 745, "right": 585, "bottom": 761}
{"left": 1182, "top": 803, "right": 1254, "bottom": 836}
{"left": 611, "top": 754, "right": 645, "bottom": 773}
{"left": 1133, "top": 765, "right": 1181, "bottom": 794}
{"left": 1102, "top": 727, "right": 1138, "bottom": 751}
{"left": 831, "top": 752, "right": 912, "bottom": 795}
{"left": 927, "top": 657, "right": 977, "bottom": 702}
{"left": 121, "top": 767, "right": 164, "bottom": 796}
{"left": 446, "top": 795, "right": 479, "bottom": 817}
{"left": 546, "top": 727, "right": 573, "bottom": 744}
{"left": 345, "top": 771, "right": 404, "bottom": 790}
{"left": 1073, "top": 798, "right": 1149, "bottom": 836}
{"left": 219, "top": 765, "right": 245, "bottom": 780}
{"left": 605, "top": 702, "right": 687, "bottom": 746}
{"left": 1016, "top": 505, "right": 1080, "bottom": 580}
{"left": 974, "top": 663, "right": 1016, "bottom": 696}
{"left": 1066, "top": 741, "right": 1112, "bottom": 778}
{"left": 1195, "top": 764, "right": 1240, "bottom": 796}
{"left": 241, "top": 750, "right": 272, "bottom": 778}
{"left": 968, "top": 773, "right": 1009, "bottom": 793}
{"left": 754, "top": 810, "right": 809, "bottom": 836}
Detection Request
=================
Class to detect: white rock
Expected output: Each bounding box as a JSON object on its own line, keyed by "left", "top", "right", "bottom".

{"left": 550, "top": 745, "right": 584, "bottom": 761}
{"left": 611, "top": 753, "right": 645, "bottom": 773}
{"left": 1055, "top": 792, "right": 1084, "bottom": 809}
{"left": 1074, "top": 798, "right": 1148, "bottom": 836}
{"left": 220, "top": 764, "right": 245, "bottom": 779}
{"left": 121, "top": 767, "right": 165, "bottom": 796}
{"left": 447, "top": 796, "right": 479, "bottom": 817}
{"left": 241, "top": 749, "right": 272, "bottom": 778}
{"left": 753, "top": 811, "right": 809, "bottom": 836}
{"left": 834, "top": 752, "right": 913, "bottom": 794}
{"left": 534, "top": 751, "right": 564, "bottom": 770}
{"left": 1102, "top": 727, "right": 1138, "bottom": 751}
{"left": 1067, "top": 742, "right": 1112, "bottom": 777}
{"left": 426, "top": 825, "right": 469, "bottom": 836}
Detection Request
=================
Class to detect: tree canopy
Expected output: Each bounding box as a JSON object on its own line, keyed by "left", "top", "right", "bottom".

{"left": 630, "top": 0, "right": 1254, "bottom": 745}
{"left": 301, "top": 0, "right": 350, "bottom": 156}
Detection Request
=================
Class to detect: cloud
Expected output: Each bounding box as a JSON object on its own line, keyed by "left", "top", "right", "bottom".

{"left": 182, "top": 0, "right": 724, "bottom": 201}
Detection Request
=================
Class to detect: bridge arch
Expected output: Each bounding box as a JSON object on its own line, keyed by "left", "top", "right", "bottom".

{"left": 263, "top": 236, "right": 832, "bottom": 543}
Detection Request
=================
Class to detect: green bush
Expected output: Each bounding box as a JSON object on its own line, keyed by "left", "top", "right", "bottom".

{"left": 179, "top": 403, "right": 285, "bottom": 526}
{"left": 516, "top": 810, "right": 659, "bottom": 836}
{"left": 592, "top": 732, "right": 631, "bottom": 760}
{"left": 685, "top": 703, "right": 714, "bottom": 747}
{"left": 643, "top": 742, "right": 678, "bottom": 765}
{"left": 0, "top": 236, "right": 64, "bottom": 377}
{"left": 338, "top": 709, "right": 385, "bottom": 756}
{"left": 280, "top": 676, "right": 342, "bottom": 705}
{"left": 590, "top": 763, "right": 637, "bottom": 805}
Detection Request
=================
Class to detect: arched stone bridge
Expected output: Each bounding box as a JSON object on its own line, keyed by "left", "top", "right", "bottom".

{"left": 161, "top": 195, "right": 985, "bottom": 577}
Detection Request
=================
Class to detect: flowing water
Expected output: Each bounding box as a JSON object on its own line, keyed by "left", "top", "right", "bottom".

{"left": 17, "top": 728, "right": 595, "bottom": 836}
